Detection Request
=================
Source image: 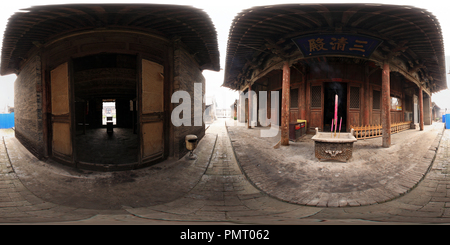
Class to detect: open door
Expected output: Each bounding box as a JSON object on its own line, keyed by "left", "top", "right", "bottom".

{"left": 50, "top": 62, "right": 73, "bottom": 164}
{"left": 138, "top": 58, "right": 164, "bottom": 165}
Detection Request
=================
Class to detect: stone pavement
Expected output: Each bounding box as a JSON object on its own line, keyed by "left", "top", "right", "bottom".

{"left": 226, "top": 121, "right": 444, "bottom": 208}
{"left": 0, "top": 120, "right": 450, "bottom": 224}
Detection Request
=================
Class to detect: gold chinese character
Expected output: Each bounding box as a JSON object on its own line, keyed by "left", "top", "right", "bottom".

{"left": 349, "top": 40, "right": 368, "bottom": 52}
{"left": 330, "top": 37, "right": 348, "bottom": 51}
{"left": 308, "top": 38, "right": 328, "bottom": 52}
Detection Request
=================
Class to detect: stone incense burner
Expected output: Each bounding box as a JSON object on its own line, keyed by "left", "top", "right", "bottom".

{"left": 311, "top": 127, "right": 357, "bottom": 162}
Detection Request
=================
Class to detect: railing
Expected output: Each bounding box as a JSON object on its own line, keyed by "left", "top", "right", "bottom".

{"left": 350, "top": 121, "right": 412, "bottom": 140}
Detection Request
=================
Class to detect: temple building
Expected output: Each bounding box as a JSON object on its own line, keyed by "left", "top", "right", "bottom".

{"left": 223, "top": 3, "right": 447, "bottom": 147}
{"left": 0, "top": 4, "right": 220, "bottom": 171}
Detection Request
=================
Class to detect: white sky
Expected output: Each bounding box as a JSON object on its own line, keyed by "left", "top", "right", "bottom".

{"left": 0, "top": 0, "right": 449, "bottom": 111}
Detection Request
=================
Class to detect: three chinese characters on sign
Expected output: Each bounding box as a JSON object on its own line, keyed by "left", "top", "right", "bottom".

{"left": 293, "top": 34, "right": 382, "bottom": 58}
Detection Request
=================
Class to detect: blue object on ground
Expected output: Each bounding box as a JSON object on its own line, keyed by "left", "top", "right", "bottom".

{"left": 0, "top": 113, "right": 14, "bottom": 129}
{"left": 445, "top": 114, "right": 450, "bottom": 129}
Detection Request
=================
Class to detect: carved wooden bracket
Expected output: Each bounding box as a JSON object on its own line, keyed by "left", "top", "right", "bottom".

{"left": 408, "top": 61, "right": 426, "bottom": 73}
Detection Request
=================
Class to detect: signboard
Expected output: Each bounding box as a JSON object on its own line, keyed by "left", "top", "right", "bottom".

{"left": 292, "top": 34, "right": 382, "bottom": 58}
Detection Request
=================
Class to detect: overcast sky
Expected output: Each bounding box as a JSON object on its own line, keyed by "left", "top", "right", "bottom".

{"left": 1, "top": 0, "right": 449, "bottom": 111}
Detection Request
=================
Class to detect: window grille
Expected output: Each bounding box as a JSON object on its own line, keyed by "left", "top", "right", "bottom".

{"left": 311, "top": 86, "right": 321, "bottom": 108}
{"left": 350, "top": 87, "right": 360, "bottom": 109}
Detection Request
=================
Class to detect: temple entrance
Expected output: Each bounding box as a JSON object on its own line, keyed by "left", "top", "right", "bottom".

{"left": 323, "top": 82, "right": 347, "bottom": 132}
{"left": 73, "top": 53, "right": 138, "bottom": 165}
{"left": 48, "top": 53, "right": 166, "bottom": 169}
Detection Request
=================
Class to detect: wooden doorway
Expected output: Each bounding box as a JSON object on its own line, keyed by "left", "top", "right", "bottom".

{"left": 50, "top": 62, "right": 74, "bottom": 165}
{"left": 323, "top": 82, "right": 347, "bottom": 132}
{"left": 138, "top": 58, "right": 165, "bottom": 166}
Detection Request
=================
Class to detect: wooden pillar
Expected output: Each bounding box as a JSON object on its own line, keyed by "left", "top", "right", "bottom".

{"left": 381, "top": 61, "right": 391, "bottom": 148}
{"left": 247, "top": 84, "right": 252, "bottom": 129}
{"left": 419, "top": 86, "right": 424, "bottom": 131}
{"left": 281, "top": 61, "right": 290, "bottom": 146}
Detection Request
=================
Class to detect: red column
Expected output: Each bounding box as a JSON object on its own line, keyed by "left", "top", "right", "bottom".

{"left": 248, "top": 84, "right": 252, "bottom": 129}
{"left": 419, "top": 87, "right": 424, "bottom": 131}
{"left": 381, "top": 61, "right": 391, "bottom": 148}
{"left": 281, "top": 61, "right": 290, "bottom": 146}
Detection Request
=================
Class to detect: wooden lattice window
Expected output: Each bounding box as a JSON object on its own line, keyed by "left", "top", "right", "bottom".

{"left": 311, "top": 86, "right": 321, "bottom": 108}
{"left": 350, "top": 87, "right": 360, "bottom": 109}
{"left": 373, "top": 90, "right": 381, "bottom": 110}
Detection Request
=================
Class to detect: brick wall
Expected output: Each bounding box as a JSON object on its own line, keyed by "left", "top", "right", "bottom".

{"left": 172, "top": 46, "right": 206, "bottom": 159}
{"left": 14, "top": 54, "right": 44, "bottom": 159}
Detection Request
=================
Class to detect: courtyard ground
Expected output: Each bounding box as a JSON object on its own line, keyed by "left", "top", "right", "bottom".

{"left": 0, "top": 120, "right": 449, "bottom": 225}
